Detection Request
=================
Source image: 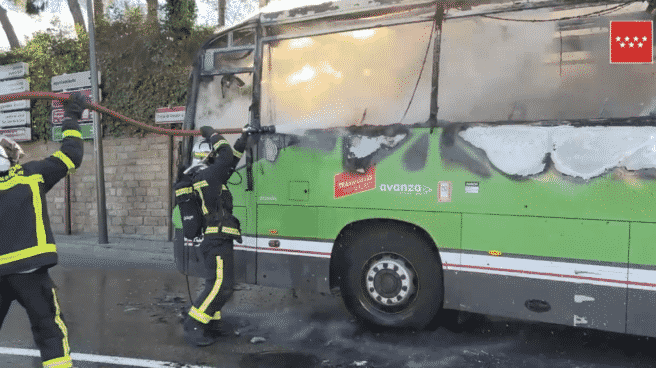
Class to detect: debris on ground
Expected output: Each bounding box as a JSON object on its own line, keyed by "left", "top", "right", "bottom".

{"left": 250, "top": 336, "right": 266, "bottom": 344}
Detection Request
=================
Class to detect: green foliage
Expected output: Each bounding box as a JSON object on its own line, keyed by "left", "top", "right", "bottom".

{"left": 163, "top": 0, "right": 197, "bottom": 39}
{"left": 0, "top": 12, "right": 214, "bottom": 141}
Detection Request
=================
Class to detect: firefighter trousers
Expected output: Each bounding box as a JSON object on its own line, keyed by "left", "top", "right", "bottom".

{"left": 187, "top": 239, "right": 234, "bottom": 326}
{"left": 0, "top": 269, "right": 72, "bottom": 368}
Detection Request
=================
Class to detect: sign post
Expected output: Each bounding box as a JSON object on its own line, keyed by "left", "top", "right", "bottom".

{"left": 87, "top": 0, "right": 108, "bottom": 244}
{"left": 157, "top": 106, "right": 185, "bottom": 242}
{"left": 52, "top": 70, "right": 104, "bottom": 239}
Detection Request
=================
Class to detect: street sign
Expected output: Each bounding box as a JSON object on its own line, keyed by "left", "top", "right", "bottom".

{"left": 52, "top": 89, "right": 92, "bottom": 108}
{"left": 51, "top": 71, "right": 101, "bottom": 91}
{"left": 0, "top": 127, "right": 31, "bottom": 142}
{"left": 0, "top": 62, "right": 28, "bottom": 81}
{"left": 0, "top": 111, "right": 30, "bottom": 128}
{"left": 52, "top": 123, "right": 94, "bottom": 141}
{"left": 0, "top": 79, "right": 28, "bottom": 95}
{"left": 155, "top": 106, "right": 185, "bottom": 124}
{"left": 0, "top": 100, "right": 29, "bottom": 112}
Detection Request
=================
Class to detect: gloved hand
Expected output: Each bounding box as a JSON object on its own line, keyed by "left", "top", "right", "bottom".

{"left": 234, "top": 125, "right": 250, "bottom": 154}
{"left": 199, "top": 126, "right": 216, "bottom": 140}
{"left": 62, "top": 92, "right": 87, "bottom": 120}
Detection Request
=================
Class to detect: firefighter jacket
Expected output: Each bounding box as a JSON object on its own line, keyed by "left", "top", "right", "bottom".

{"left": 0, "top": 116, "right": 82, "bottom": 276}
{"left": 175, "top": 133, "right": 246, "bottom": 242}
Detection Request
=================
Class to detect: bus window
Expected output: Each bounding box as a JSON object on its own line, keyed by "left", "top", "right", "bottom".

{"left": 260, "top": 22, "right": 434, "bottom": 130}
{"left": 192, "top": 72, "right": 253, "bottom": 168}
{"left": 439, "top": 2, "right": 656, "bottom": 122}
{"left": 204, "top": 50, "right": 254, "bottom": 73}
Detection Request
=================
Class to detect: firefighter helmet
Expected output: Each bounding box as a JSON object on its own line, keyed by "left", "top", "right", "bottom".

{"left": 0, "top": 137, "right": 23, "bottom": 172}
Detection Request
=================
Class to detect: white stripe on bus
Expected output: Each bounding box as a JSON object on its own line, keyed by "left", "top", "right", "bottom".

{"left": 234, "top": 236, "right": 332, "bottom": 258}
{"left": 257, "top": 237, "right": 331, "bottom": 258}
{"left": 628, "top": 268, "right": 656, "bottom": 291}
{"left": 234, "top": 238, "right": 656, "bottom": 291}
{"left": 234, "top": 236, "right": 257, "bottom": 252}
{"left": 439, "top": 251, "right": 460, "bottom": 270}
{"left": 458, "top": 253, "right": 627, "bottom": 288}
{"left": 451, "top": 254, "right": 656, "bottom": 291}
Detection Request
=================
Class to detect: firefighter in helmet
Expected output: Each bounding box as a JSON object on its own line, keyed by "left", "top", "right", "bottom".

{"left": 175, "top": 125, "right": 248, "bottom": 347}
{"left": 0, "top": 92, "right": 86, "bottom": 368}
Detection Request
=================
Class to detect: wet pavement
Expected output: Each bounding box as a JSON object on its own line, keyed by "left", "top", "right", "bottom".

{"left": 0, "top": 235, "right": 655, "bottom": 367}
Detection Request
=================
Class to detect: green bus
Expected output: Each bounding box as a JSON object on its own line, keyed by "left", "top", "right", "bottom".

{"left": 173, "top": 0, "right": 656, "bottom": 337}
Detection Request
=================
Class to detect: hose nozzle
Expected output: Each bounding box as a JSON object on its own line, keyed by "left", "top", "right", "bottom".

{"left": 242, "top": 125, "right": 276, "bottom": 134}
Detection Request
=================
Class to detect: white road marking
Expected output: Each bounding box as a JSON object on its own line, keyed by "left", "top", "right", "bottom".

{"left": 0, "top": 347, "right": 215, "bottom": 368}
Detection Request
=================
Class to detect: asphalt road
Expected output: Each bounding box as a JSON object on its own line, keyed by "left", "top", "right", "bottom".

{"left": 0, "top": 244, "right": 654, "bottom": 368}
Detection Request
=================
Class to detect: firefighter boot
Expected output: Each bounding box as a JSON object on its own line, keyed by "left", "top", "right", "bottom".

{"left": 207, "top": 319, "right": 231, "bottom": 338}
{"left": 183, "top": 316, "right": 220, "bottom": 347}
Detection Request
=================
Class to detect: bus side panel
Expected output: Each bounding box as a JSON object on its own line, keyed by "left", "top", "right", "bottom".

{"left": 319, "top": 208, "right": 462, "bottom": 310}
{"left": 233, "top": 206, "right": 256, "bottom": 284}
{"left": 255, "top": 205, "right": 332, "bottom": 293}
{"left": 458, "top": 214, "right": 628, "bottom": 333}
{"left": 627, "top": 222, "right": 656, "bottom": 338}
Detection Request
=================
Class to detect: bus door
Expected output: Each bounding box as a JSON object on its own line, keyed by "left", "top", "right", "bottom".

{"left": 253, "top": 32, "right": 331, "bottom": 290}
{"left": 192, "top": 26, "right": 257, "bottom": 283}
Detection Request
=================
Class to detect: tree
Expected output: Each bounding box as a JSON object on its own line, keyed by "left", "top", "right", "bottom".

{"left": 67, "top": 0, "right": 86, "bottom": 35}
{"left": 0, "top": 5, "right": 19, "bottom": 49}
{"left": 164, "top": 0, "right": 196, "bottom": 38}
{"left": 146, "top": 0, "right": 157, "bottom": 27}
{"left": 218, "top": 0, "right": 225, "bottom": 26}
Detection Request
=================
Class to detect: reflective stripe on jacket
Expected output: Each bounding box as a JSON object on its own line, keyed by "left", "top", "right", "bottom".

{"left": 0, "top": 125, "right": 82, "bottom": 276}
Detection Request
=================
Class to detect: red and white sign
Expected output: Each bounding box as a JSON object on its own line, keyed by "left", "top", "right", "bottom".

{"left": 155, "top": 106, "right": 185, "bottom": 124}
{"left": 52, "top": 107, "right": 92, "bottom": 125}
{"left": 51, "top": 89, "right": 91, "bottom": 108}
{"left": 51, "top": 89, "right": 93, "bottom": 124}
{"left": 610, "top": 21, "right": 653, "bottom": 64}
{"left": 334, "top": 166, "right": 376, "bottom": 199}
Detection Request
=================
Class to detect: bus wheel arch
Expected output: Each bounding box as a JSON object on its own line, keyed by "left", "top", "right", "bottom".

{"left": 330, "top": 219, "right": 444, "bottom": 329}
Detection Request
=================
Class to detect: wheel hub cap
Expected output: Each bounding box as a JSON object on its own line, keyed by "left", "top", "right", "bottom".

{"left": 365, "top": 255, "right": 415, "bottom": 307}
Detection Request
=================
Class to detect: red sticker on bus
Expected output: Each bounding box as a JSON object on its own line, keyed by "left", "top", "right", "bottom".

{"left": 334, "top": 166, "right": 376, "bottom": 199}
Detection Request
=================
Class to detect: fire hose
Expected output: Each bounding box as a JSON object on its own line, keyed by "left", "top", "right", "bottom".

{"left": 0, "top": 91, "right": 268, "bottom": 136}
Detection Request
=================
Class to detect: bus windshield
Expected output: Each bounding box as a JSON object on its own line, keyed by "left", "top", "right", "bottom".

{"left": 192, "top": 71, "right": 253, "bottom": 167}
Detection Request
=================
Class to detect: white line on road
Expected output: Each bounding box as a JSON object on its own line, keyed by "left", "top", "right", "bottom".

{"left": 0, "top": 347, "right": 216, "bottom": 368}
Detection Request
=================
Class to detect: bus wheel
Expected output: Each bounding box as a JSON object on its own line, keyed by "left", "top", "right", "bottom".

{"left": 339, "top": 227, "right": 443, "bottom": 329}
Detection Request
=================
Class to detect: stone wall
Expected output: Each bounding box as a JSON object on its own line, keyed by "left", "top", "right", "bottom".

{"left": 21, "top": 135, "right": 183, "bottom": 241}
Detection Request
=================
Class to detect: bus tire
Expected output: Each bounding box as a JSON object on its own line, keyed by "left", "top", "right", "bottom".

{"left": 338, "top": 226, "right": 443, "bottom": 329}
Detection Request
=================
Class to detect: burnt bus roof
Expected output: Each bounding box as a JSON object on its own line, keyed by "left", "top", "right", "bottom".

{"left": 212, "top": 0, "right": 634, "bottom": 35}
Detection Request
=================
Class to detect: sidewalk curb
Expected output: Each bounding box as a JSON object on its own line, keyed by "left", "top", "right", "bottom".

{"left": 54, "top": 233, "right": 175, "bottom": 267}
